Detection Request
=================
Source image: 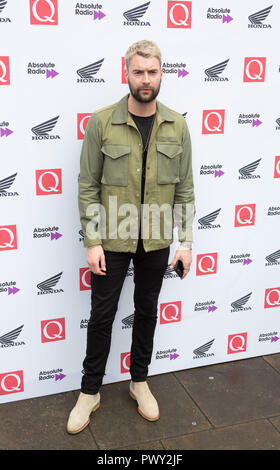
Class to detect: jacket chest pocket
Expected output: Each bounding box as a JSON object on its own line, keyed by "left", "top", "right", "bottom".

{"left": 101, "top": 144, "right": 130, "bottom": 186}
{"left": 156, "top": 143, "right": 182, "bottom": 184}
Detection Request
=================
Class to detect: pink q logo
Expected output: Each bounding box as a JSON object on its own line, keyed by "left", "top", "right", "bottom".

{"left": 227, "top": 333, "right": 247, "bottom": 354}
{"left": 77, "top": 114, "right": 91, "bottom": 140}
{"left": 202, "top": 110, "right": 225, "bottom": 134}
{"left": 41, "top": 318, "right": 66, "bottom": 343}
{"left": 79, "top": 267, "right": 91, "bottom": 291}
{"left": 264, "top": 288, "right": 280, "bottom": 309}
{"left": 120, "top": 352, "right": 131, "bottom": 373}
{"left": 196, "top": 253, "right": 218, "bottom": 276}
{"left": 0, "top": 225, "right": 17, "bottom": 251}
{"left": 0, "top": 371, "right": 24, "bottom": 395}
{"left": 234, "top": 204, "right": 256, "bottom": 227}
{"left": 36, "top": 169, "right": 62, "bottom": 195}
{"left": 160, "top": 301, "right": 181, "bottom": 324}
{"left": 243, "top": 57, "right": 266, "bottom": 82}
{"left": 0, "top": 56, "right": 10, "bottom": 85}
{"left": 30, "top": 0, "right": 58, "bottom": 25}
{"left": 274, "top": 156, "right": 280, "bottom": 179}
{"left": 167, "top": 1, "right": 192, "bottom": 28}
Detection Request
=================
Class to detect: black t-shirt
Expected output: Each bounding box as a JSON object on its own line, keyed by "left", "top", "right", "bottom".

{"left": 130, "top": 113, "right": 155, "bottom": 205}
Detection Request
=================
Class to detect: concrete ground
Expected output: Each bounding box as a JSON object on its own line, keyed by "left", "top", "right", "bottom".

{"left": 1, "top": 353, "right": 280, "bottom": 451}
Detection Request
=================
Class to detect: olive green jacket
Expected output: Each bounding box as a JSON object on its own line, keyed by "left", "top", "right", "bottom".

{"left": 78, "top": 94, "right": 195, "bottom": 252}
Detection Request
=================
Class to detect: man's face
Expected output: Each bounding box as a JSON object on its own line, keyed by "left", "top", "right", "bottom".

{"left": 125, "top": 54, "right": 162, "bottom": 103}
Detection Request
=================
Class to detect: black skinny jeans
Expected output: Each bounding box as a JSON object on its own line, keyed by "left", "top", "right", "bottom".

{"left": 81, "top": 238, "right": 170, "bottom": 394}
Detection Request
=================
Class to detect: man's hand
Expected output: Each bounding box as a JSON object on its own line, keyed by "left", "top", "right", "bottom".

{"left": 170, "top": 247, "right": 192, "bottom": 280}
{"left": 86, "top": 245, "right": 106, "bottom": 276}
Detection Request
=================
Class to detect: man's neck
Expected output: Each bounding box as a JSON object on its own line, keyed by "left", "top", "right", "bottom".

{"left": 127, "top": 94, "right": 156, "bottom": 117}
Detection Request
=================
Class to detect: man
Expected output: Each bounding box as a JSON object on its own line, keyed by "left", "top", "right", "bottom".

{"left": 67, "top": 40, "right": 195, "bottom": 434}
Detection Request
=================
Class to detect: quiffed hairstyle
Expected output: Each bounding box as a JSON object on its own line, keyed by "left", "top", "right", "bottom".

{"left": 125, "top": 40, "right": 162, "bottom": 70}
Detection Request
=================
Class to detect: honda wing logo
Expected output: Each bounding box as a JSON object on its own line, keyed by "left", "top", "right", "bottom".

{"left": 266, "top": 249, "right": 280, "bottom": 265}
{"left": 239, "top": 158, "right": 261, "bottom": 178}
{"left": 0, "top": 0, "right": 7, "bottom": 13}
{"left": 123, "top": 1, "right": 150, "bottom": 23}
{"left": 0, "top": 325, "right": 24, "bottom": 346}
{"left": 0, "top": 173, "right": 17, "bottom": 194}
{"left": 231, "top": 292, "right": 252, "bottom": 311}
{"left": 193, "top": 339, "right": 215, "bottom": 359}
{"left": 248, "top": 5, "right": 272, "bottom": 27}
{"left": 121, "top": 313, "right": 135, "bottom": 328}
{"left": 204, "top": 59, "right": 229, "bottom": 79}
{"left": 37, "top": 272, "right": 63, "bottom": 294}
{"left": 77, "top": 59, "right": 104, "bottom": 82}
{"left": 198, "top": 208, "right": 221, "bottom": 228}
{"left": 31, "top": 116, "right": 59, "bottom": 140}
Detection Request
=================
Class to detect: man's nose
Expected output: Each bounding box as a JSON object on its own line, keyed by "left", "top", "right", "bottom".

{"left": 142, "top": 72, "right": 150, "bottom": 83}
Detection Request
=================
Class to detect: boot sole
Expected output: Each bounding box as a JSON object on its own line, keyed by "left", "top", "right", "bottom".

{"left": 66, "top": 401, "right": 100, "bottom": 434}
{"left": 129, "top": 391, "right": 160, "bottom": 422}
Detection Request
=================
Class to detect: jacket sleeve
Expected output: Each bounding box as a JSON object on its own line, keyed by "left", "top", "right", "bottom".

{"left": 173, "top": 119, "right": 196, "bottom": 242}
{"left": 78, "top": 113, "right": 104, "bottom": 248}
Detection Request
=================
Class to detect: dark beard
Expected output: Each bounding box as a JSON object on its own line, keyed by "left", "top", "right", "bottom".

{"left": 128, "top": 79, "right": 161, "bottom": 103}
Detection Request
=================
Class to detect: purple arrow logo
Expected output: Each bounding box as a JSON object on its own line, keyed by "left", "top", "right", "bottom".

{"left": 0, "top": 127, "right": 13, "bottom": 137}
{"left": 170, "top": 353, "right": 179, "bottom": 360}
{"left": 93, "top": 10, "right": 106, "bottom": 20}
{"left": 271, "top": 336, "right": 279, "bottom": 343}
{"left": 178, "top": 69, "right": 189, "bottom": 78}
{"left": 51, "top": 231, "right": 62, "bottom": 241}
{"left": 214, "top": 170, "right": 224, "bottom": 178}
{"left": 243, "top": 258, "right": 252, "bottom": 265}
{"left": 8, "top": 287, "right": 20, "bottom": 295}
{"left": 46, "top": 69, "right": 59, "bottom": 79}
{"left": 252, "top": 119, "right": 262, "bottom": 127}
{"left": 222, "top": 14, "right": 233, "bottom": 23}
{"left": 208, "top": 305, "right": 218, "bottom": 312}
{"left": 55, "top": 373, "right": 66, "bottom": 381}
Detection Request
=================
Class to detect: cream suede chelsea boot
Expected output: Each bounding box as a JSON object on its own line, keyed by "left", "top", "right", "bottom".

{"left": 129, "top": 381, "right": 159, "bottom": 421}
{"left": 66, "top": 391, "right": 100, "bottom": 434}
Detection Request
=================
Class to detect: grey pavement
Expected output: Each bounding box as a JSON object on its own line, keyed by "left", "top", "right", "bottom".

{"left": 1, "top": 353, "right": 280, "bottom": 451}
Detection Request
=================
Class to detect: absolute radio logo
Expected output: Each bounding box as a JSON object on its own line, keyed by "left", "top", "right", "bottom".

{"left": 155, "top": 347, "right": 179, "bottom": 361}
{"left": 41, "top": 318, "right": 66, "bottom": 343}
{"left": 194, "top": 300, "right": 218, "bottom": 313}
{"left": 38, "top": 368, "right": 66, "bottom": 382}
{"left": 264, "top": 288, "right": 280, "bottom": 309}
{"left": 267, "top": 205, "right": 280, "bottom": 216}
{"left": 248, "top": 5, "right": 272, "bottom": 28}
{"left": 77, "top": 113, "right": 91, "bottom": 140}
{"left": 258, "top": 331, "right": 279, "bottom": 344}
{"left": 206, "top": 7, "right": 233, "bottom": 23}
{"left": 196, "top": 253, "right": 217, "bottom": 276}
{"left": 202, "top": 110, "right": 225, "bottom": 134}
{"left": 167, "top": 1, "right": 192, "bottom": 28}
{"left": 29, "top": 0, "right": 58, "bottom": 25}
{"left": 0, "top": 371, "right": 24, "bottom": 396}
{"left": 160, "top": 301, "right": 181, "bottom": 324}
{"left": 0, "top": 121, "right": 13, "bottom": 138}
{"left": 162, "top": 60, "right": 189, "bottom": 78}
{"left": 238, "top": 113, "right": 262, "bottom": 128}
{"left": 198, "top": 208, "right": 221, "bottom": 230}
{"left": 33, "top": 226, "right": 62, "bottom": 241}
{"left": 0, "top": 173, "right": 18, "bottom": 198}
{"left": 35, "top": 169, "right": 62, "bottom": 195}
{"left": 80, "top": 267, "right": 91, "bottom": 291}
{"left": 27, "top": 61, "right": 59, "bottom": 79}
{"left": 0, "top": 225, "right": 17, "bottom": 251}
{"left": 75, "top": 3, "right": 106, "bottom": 20}
{"left": 243, "top": 57, "right": 266, "bottom": 82}
{"left": 76, "top": 59, "right": 105, "bottom": 83}
{"left": 123, "top": 1, "right": 151, "bottom": 26}
{"left": 234, "top": 204, "right": 256, "bottom": 227}
{"left": 204, "top": 59, "right": 229, "bottom": 82}
{"left": 227, "top": 333, "right": 247, "bottom": 354}
{"left": 230, "top": 252, "right": 252, "bottom": 266}
{"left": 0, "top": 0, "right": 11, "bottom": 22}
{"left": 0, "top": 56, "right": 10, "bottom": 85}
{"left": 200, "top": 163, "right": 224, "bottom": 178}
{"left": 0, "top": 280, "right": 20, "bottom": 295}
{"left": 238, "top": 158, "right": 261, "bottom": 179}
{"left": 31, "top": 116, "right": 60, "bottom": 140}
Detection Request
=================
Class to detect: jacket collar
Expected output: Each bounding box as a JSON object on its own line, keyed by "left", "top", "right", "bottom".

{"left": 111, "top": 94, "right": 175, "bottom": 124}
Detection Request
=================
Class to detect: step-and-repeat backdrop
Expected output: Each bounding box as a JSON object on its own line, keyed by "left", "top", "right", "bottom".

{"left": 1, "top": 0, "right": 279, "bottom": 403}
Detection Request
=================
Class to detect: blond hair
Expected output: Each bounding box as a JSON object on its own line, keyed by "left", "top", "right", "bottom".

{"left": 125, "top": 40, "right": 162, "bottom": 70}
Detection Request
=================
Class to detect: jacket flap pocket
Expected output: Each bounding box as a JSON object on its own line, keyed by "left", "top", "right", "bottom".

{"left": 101, "top": 144, "right": 130, "bottom": 159}
{"left": 156, "top": 143, "right": 182, "bottom": 159}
